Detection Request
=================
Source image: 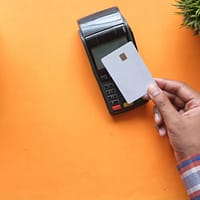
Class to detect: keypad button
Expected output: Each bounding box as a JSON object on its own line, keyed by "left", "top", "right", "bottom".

{"left": 106, "top": 89, "right": 115, "bottom": 95}
{"left": 110, "top": 99, "right": 120, "bottom": 106}
{"left": 104, "top": 83, "right": 114, "bottom": 90}
{"left": 112, "top": 104, "right": 122, "bottom": 111}
{"left": 123, "top": 102, "right": 134, "bottom": 108}
{"left": 134, "top": 98, "right": 144, "bottom": 104}
{"left": 100, "top": 74, "right": 109, "bottom": 81}
{"left": 108, "top": 94, "right": 118, "bottom": 101}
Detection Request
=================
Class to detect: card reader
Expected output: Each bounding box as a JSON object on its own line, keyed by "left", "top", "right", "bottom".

{"left": 77, "top": 7, "right": 148, "bottom": 115}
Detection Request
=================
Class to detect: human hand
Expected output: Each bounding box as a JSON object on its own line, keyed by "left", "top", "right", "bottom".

{"left": 147, "top": 78, "right": 200, "bottom": 161}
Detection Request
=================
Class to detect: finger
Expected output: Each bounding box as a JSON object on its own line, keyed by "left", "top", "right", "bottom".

{"left": 156, "top": 125, "right": 167, "bottom": 137}
{"left": 163, "top": 91, "right": 185, "bottom": 109}
{"left": 154, "top": 106, "right": 163, "bottom": 125}
{"left": 179, "top": 109, "right": 184, "bottom": 115}
{"left": 148, "top": 84, "right": 180, "bottom": 126}
{"left": 142, "top": 94, "right": 149, "bottom": 100}
{"left": 155, "top": 78, "right": 199, "bottom": 102}
{"left": 154, "top": 106, "right": 167, "bottom": 136}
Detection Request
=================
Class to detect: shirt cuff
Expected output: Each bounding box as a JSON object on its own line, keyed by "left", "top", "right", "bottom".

{"left": 177, "top": 153, "right": 200, "bottom": 200}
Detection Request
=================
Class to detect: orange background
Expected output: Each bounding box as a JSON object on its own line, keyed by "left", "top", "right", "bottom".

{"left": 0, "top": 0, "right": 200, "bottom": 199}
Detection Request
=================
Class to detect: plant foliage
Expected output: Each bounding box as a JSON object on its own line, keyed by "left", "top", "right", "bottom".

{"left": 175, "top": 0, "right": 200, "bottom": 35}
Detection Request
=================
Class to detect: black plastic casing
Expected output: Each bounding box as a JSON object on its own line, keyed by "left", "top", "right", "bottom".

{"left": 77, "top": 7, "right": 147, "bottom": 115}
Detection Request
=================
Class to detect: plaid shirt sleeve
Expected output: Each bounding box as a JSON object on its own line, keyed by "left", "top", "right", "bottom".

{"left": 177, "top": 154, "right": 200, "bottom": 200}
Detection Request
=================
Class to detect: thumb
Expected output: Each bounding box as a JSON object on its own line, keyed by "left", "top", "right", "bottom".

{"left": 147, "top": 84, "right": 180, "bottom": 126}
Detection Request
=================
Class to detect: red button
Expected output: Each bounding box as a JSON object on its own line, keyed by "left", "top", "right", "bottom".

{"left": 112, "top": 104, "right": 122, "bottom": 111}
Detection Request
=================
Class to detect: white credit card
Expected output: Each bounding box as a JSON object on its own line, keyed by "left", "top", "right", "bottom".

{"left": 101, "top": 41, "right": 155, "bottom": 104}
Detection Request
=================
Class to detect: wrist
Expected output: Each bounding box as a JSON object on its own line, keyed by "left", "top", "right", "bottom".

{"left": 174, "top": 144, "right": 200, "bottom": 162}
{"left": 177, "top": 153, "right": 200, "bottom": 200}
{"left": 177, "top": 152, "right": 200, "bottom": 164}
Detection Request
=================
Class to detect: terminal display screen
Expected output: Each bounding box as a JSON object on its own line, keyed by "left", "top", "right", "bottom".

{"left": 91, "top": 36, "right": 128, "bottom": 71}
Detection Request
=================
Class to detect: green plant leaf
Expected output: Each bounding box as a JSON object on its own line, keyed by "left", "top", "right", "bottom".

{"left": 174, "top": 0, "right": 200, "bottom": 35}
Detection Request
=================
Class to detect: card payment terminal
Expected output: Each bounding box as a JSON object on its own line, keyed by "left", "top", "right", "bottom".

{"left": 77, "top": 7, "right": 148, "bottom": 115}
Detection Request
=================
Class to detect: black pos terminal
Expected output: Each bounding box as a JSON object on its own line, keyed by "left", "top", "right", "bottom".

{"left": 77, "top": 7, "right": 148, "bottom": 115}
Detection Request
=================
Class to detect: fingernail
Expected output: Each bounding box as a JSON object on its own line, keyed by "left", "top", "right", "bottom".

{"left": 154, "top": 113, "right": 160, "bottom": 123}
{"left": 148, "top": 84, "right": 161, "bottom": 99}
{"left": 142, "top": 94, "right": 149, "bottom": 100}
{"left": 159, "top": 127, "right": 166, "bottom": 137}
